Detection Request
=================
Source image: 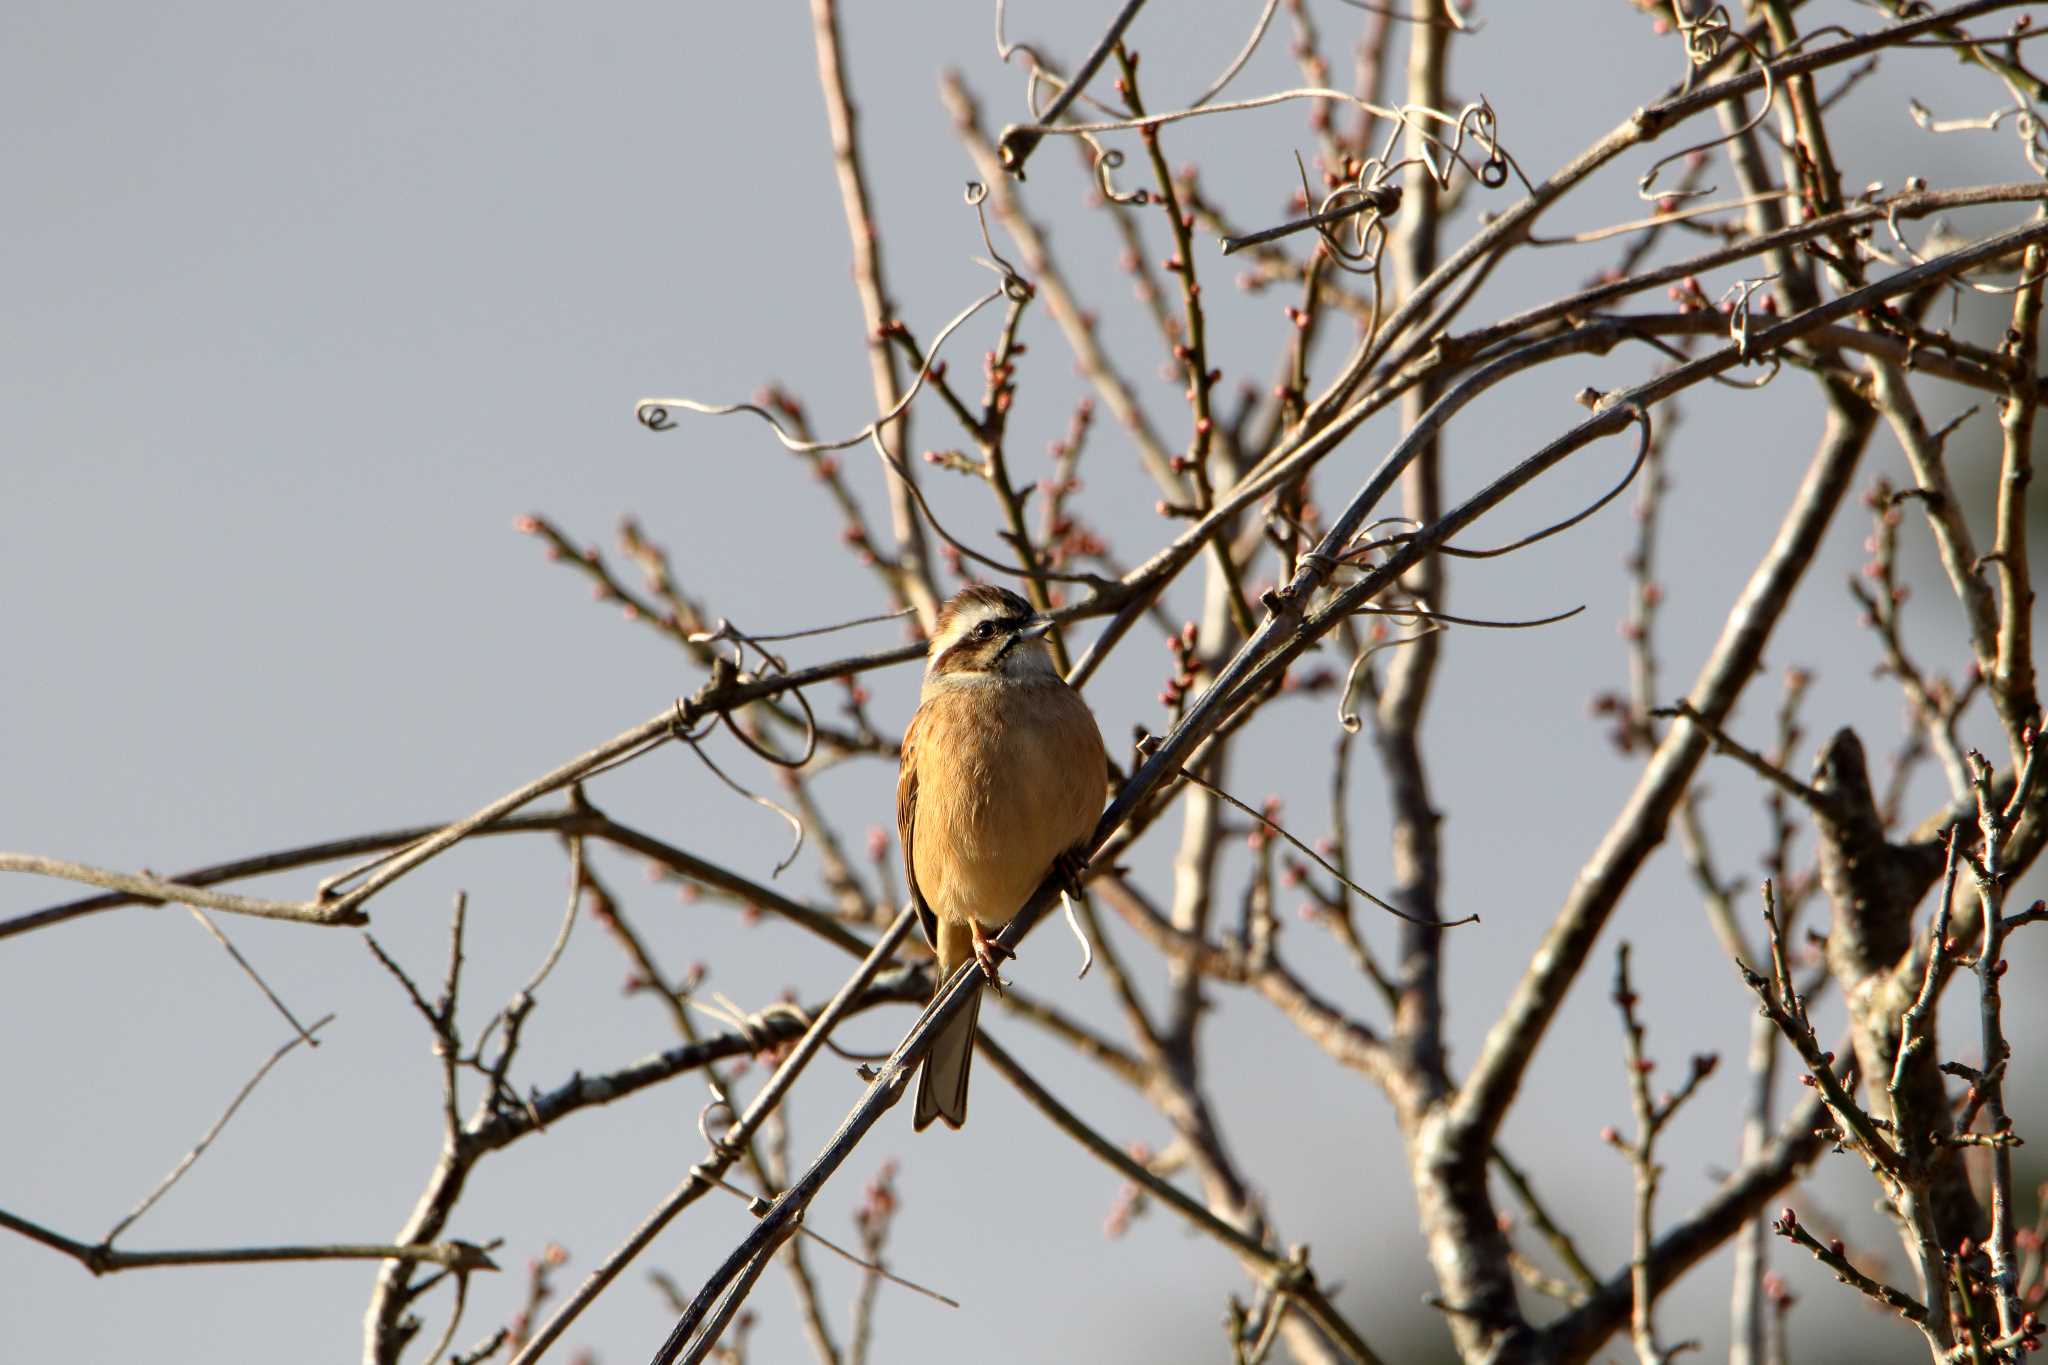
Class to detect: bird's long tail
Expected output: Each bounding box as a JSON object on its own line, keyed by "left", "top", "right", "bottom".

{"left": 914, "top": 983, "right": 981, "bottom": 1130}
{"left": 915, "top": 924, "right": 984, "bottom": 1130}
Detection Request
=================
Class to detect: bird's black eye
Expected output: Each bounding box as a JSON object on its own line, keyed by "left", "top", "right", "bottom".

{"left": 971, "top": 620, "right": 996, "bottom": 642}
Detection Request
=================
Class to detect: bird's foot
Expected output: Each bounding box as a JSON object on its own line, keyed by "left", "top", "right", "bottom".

{"left": 1053, "top": 847, "right": 1091, "bottom": 901}
{"left": 969, "top": 918, "right": 1014, "bottom": 993}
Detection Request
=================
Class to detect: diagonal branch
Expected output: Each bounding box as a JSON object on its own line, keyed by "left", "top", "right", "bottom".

{"left": 810, "top": 0, "right": 941, "bottom": 630}
{"left": 1449, "top": 384, "right": 1876, "bottom": 1149}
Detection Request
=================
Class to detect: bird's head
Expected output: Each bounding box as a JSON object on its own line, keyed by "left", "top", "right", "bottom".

{"left": 924, "top": 585, "right": 1058, "bottom": 686}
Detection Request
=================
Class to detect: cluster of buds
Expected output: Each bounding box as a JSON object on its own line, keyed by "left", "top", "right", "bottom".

{"left": 983, "top": 343, "right": 1022, "bottom": 416}
{"left": 1159, "top": 621, "right": 1203, "bottom": 713}
{"left": 1246, "top": 797, "right": 1284, "bottom": 853}
{"left": 1587, "top": 691, "right": 1649, "bottom": 756}
{"left": 2018, "top": 1218, "right": 2046, "bottom": 1314}
{"left": 513, "top": 513, "right": 554, "bottom": 553}
{"left": 839, "top": 675, "right": 876, "bottom": 731}
{"left": 1051, "top": 396, "right": 1094, "bottom": 460}
{"left": 1037, "top": 472, "right": 1081, "bottom": 502}
{"left": 1667, "top": 274, "right": 1713, "bottom": 314}
{"left": 1319, "top": 155, "right": 1366, "bottom": 192}
{"left": 752, "top": 384, "right": 808, "bottom": 431}
{"left": 1170, "top": 343, "right": 1221, "bottom": 397}
{"left": 1858, "top": 478, "right": 1910, "bottom": 612}
{"left": 1043, "top": 513, "right": 1105, "bottom": 570}
{"left": 1617, "top": 597, "right": 1658, "bottom": 643}
{"left": 579, "top": 870, "right": 617, "bottom": 929}
{"left": 1796, "top": 1051, "right": 1838, "bottom": 1088}
{"left": 1278, "top": 665, "right": 1335, "bottom": 695}
{"left": 922, "top": 448, "right": 982, "bottom": 476}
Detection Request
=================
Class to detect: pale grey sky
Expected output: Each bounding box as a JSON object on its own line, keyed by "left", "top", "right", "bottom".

{"left": 4, "top": 3, "right": 2041, "bottom": 1363}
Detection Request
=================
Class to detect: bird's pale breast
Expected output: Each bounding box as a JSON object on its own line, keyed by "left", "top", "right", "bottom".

{"left": 911, "top": 678, "right": 1102, "bottom": 930}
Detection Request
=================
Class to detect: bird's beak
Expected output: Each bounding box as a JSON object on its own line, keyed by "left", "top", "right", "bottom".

{"left": 1018, "top": 614, "right": 1055, "bottom": 639}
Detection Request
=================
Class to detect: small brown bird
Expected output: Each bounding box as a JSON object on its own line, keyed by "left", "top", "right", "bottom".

{"left": 898, "top": 585, "right": 1106, "bottom": 1130}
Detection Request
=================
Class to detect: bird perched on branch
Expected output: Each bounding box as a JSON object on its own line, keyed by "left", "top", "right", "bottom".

{"left": 897, "top": 585, "right": 1106, "bottom": 1130}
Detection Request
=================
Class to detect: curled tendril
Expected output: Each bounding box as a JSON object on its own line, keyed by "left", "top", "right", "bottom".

{"left": 668, "top": 645, "right": 810, "bottom": 877}
{"left": 1333, "top": 516, "right": 1423, "bottom": 568}
{"left": 1884, "top": 201, "right": 2048, "bottom": 296}
{"left": 1639, "top": 7, "right": 1771, "bottom": 201}
{"left": 1675, "top": 2, "right": 1734, "bottom": 89}
{"left": 1000, "top": 85, "right": 1399, "bottom": 152}
{"left": 1909, "top": 97, "right": 2023, "bottom": 135}
{"left": 1356, "top": 602, "right": 1586, "bottom": 631}
{"left": 1220, "top": 98, "right": 1520, "bottom": 264}
{"left": 994, "top": 3, "right": 1123, "bottom": 127}
{"left": 679, "top": 727, "right": 806, "bottom": 877}
{"left": 1435, "top": 401, "right": 1654, "bottom": 559}
{"left": 1330, "top": 597, "right": 1586, "bottom": 738}
{"left": 689, "top": 606, "right": 916, "bottom": 646}
{"left": 1335, "top": 617, "right": 1437, "bottom": 733}
{"left": 637, "top": 246, "right": 1009, "bottom": 441}
{"left": 1328, "top": 576, "right": 1582, "bottom": 733}
{"left": 1525, "top": 189, "right": 1796, "bottom": 248}
{"left": 668, "top": 698, "right": 721, "bottom": 747}
{"left": 1088, "top": 143, "right": 1151, "bottom": 206}
{"left": 696, "top": 1096, "right": 738, "bottom": 1155}
{"left": 1000, "top": 88, "right": 1526, "bottom": 215}
{"left": 690, "top": 995, "right": 893, "bottom": 1064}
{"left": 1386, "top": 97, "right": 1524, "bottom": 196}
{"left": 1455, "top": 100, "right": 1512, "bottom": 190}
{"left": 637, "top": 220, "right": 1110, "bottom": 589}
{"left": 1906, "top": 66, "right": 2048, "bottom": 193}
{"left": 1061, "top": 888, "right": 1093, "bottom": 980}
{"left": 1722, "top": 272, "right": 1779, "bottom": 362}
{"left": 965, "top": 182, "right": 1034, "bottom": 296}
{"left": 722, "top": 698, "right": 818, "bottom": 771}
{"left": 1627, "top": 327, "right": 1782, "bottom": 391}
{"left": 1172, "top": 761, "right": 1478, "bottom": 928}
{"left": 686, "top": 621, "right": 821, "bottom": 770}
{"left": 1292, "top": 153, "right": 1397, "bottom": 279}
{"left": 1220, "top": 157, "right": 1398, "bottom": 263}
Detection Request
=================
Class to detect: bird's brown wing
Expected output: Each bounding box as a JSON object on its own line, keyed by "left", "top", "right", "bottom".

{"left": 897, "top": 703, "right": 940, "bottom": 954}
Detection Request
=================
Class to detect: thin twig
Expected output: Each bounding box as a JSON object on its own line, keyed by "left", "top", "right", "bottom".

{"left": 185, "top": 906, "right": 321, "bottom": 1044}
{"left": 101, "top": 1014, "right": 337, "bottom": 1246}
